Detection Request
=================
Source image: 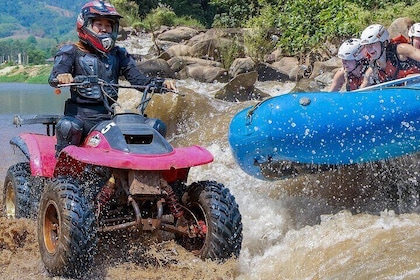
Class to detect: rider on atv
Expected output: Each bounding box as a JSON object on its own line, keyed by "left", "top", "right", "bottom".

{"left": 48, "top": 0, "right": 176, "bottom": 156}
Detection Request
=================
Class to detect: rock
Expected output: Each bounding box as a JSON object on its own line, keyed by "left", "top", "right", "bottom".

{"left": 167, "top": 56, "right": 223, "bottom": 72}
{"left": 271, "top": 57, "right": 303, "bottom": 80}
{"left": 309, "top": 57, "right": 341, "bottom": 79}
{"left": 187, "top": 28, "right": 244, "bottom": 46}
{"left": 118, "top": 26, "right": 343, "bottom": 89}
{"left": 177, "top": 64, "right": 228, "bottom": 83}
{"left": 265, "top": 48, "right": 283, "bottom": 63}
{"left": 136, "top": 58, "right": 175, "bottom": 78}
{"left": 292, "top": 77, "right": 325, "bottom": 92}
{"left": 214, "top": 71, "right": 269, "bottom": 102}
{"left": 161, "top": 44, "right": 192, "bottom": 59}
{"left": 189, "top": 37, "right": 233, "bottom": 61}
{"left": 156, "top": 26, "right": 199, "bottom": 42}
{"left": 229, "top": 57, "right": 256, "bottom": 78}
{"left": 256, "top": 62, "right": 291, "bottom": 82}
{"left": 388, "top": 17, "right": 415, "bottom": 39}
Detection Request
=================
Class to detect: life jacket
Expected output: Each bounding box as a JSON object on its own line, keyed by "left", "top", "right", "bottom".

{"left": 390, "top": 34, "right": 409, "bottom": 44}
{"left": 345, "top": 58, "right": 370, "bottom": 91}
{"left": 372, "top": 42, "right": 420, "bottom": 83}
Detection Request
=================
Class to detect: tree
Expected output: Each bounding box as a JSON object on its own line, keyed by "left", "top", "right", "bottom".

{"left": 28, "top": 49, "right": 47, "bottom": 65}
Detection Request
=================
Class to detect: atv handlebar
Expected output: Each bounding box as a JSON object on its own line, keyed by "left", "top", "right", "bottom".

{"left": 53, "top": 75, "right": 171, "bottom": 114}
{"left": 54, "top": 75, "right": 166, "bottom": 92}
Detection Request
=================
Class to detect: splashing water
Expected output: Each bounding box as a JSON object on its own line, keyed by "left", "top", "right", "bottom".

{"left": 1, "top": 80, "right": 420, "bottom": 279}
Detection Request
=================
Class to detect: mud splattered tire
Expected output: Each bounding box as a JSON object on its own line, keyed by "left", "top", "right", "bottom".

{"left": 38, "top": 178, "right": 96, "bottom": 277}
{"left": 2, "top": 162, "right": 32, "bottom": 219}
{"left": 179, "top": 180, "right": 242, "bottom": 260}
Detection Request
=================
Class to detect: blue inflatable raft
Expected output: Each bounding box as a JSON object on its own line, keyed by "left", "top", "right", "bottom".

{"left": 228, "top": 75, "right": 420, "bottom": 180}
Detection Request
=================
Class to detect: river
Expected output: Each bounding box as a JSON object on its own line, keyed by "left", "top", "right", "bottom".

{"left": 0, "top": 81, "right": 420, "bottom": 279}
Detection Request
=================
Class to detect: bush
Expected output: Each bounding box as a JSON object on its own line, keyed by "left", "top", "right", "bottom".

{"left": 111, "top": 0, "right": 140, "bottom": 27}
{"left": 276, "top": 0, "right": 365, "bottom": 56}
{"left": 142, "top": 4, "right": 177, "bottom": 31}
{"left": 173, "top": 16, "right": 205, "bottom": 30}
{"left": 244, "top": 5, "right": 278, "bottom": 63}
{"left": 215, "top": 0, "right": 419, "bottom": 57}
{"left": 220, "top": 36, "right": 244, "bottom": 69}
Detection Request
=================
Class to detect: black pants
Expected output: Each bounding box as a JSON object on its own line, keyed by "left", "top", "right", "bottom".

{"left": 64, "top": 99, "right": 111, "bottom": 138}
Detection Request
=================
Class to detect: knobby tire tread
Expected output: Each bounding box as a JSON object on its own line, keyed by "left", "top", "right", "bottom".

{"left": 38, "top": 178, "right": 96, "bottom": 278}
{"left": 186, "top": 180, "right": 242, "bottom": 260}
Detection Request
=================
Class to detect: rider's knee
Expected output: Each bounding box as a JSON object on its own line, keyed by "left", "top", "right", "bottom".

{"left": 145, "top": 118, "right": 167, "bottom": 137}
{"left": 55, "top": 116, "right": 83, "bottom": 156}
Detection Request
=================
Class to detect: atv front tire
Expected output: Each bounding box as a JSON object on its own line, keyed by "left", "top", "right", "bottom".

{"left": 2, "top": 162, "right": 32, "bottom": 219}
{"left": 179, "top": 180, "right": 242, "bottom": 260}
{"left": 38, "top": 178, "right": 96, "bottom": 277}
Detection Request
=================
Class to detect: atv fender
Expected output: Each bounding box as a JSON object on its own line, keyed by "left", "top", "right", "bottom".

{"left": 54, "top": 145, "right": 213, "bottom": 176}
{"left": 11, "top": 133, "right": 57, "bottom": 177}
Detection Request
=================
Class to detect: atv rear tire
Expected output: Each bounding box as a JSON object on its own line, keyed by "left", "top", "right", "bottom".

{"left": 38, "top": 178, "right": 96, "bottom": 278}
{"left": 2, "top": 162, "right": 32, "bottom": 219}
{"left": 179, "top": 180, "right": 242, "bottom": 260}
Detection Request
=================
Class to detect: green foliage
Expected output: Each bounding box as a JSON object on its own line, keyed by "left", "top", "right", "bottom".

{"left": 173, "top": 17, "right": 205, "bottom": 29}
{"left": 0, "top": 0, "right": 419, "bottom": 65}
{"left": 161, "top": 0, "right": 214, "bottom": 28}
{"left": 404, "top": 2, "right": 420, "bottom": 22}
{"left": 0, "top": 65, "right": 52, "bottom": 83}
{"left": 27, "top": 65, "right": 52, "bottom": 84}
{"left": 349, "top": 0, "right": 417, "bottom": 10}
{"left": 28, "top": 49, "right": 48, "bottom": 65}
{"left": 131, "top": 0, "right": 160, "bottom": 18}
{"left": 275, "top": 0, "right": 364, "bottom": 55}
{"left": 358, "top": 2, "right": 420, "bottom": 28}
{"left": 0, "top": 23, "right": 16, "bottom": 38}
{"left": 243, "top": 5, "right": 278, "bottom": 62}
{"left": 142, "top": 5, "right": 177, "bottom": 31}
{"left": 0, "top": 0, "right": 81, "bottom": 40}
{"left": 211, "top": 0, "right": 263, "bottom": 27}
{"left": 212, "top": 0, "right": 419, "bottom": 56}
{"left": 219, "top": 36, "right": 244, "bottom": 69}
{"left": 111, "top": 0, "right": 140, "bottom": 27}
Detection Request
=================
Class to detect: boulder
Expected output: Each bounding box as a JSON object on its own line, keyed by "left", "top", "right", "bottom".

{"left": 265, "top": 48, "right": 283, "bottom": 63}
{"left": 215, "top": 71, "right": 269, "bottom": 102}
{"left": 167, "top": 56, "right": 223, "bottom": 72}
{"left": 187, "top": 28, "right": 244, "bottom": 46}
{"left": 162, "top": 44, "right": 192, "bottom": 58}
{"left": 256, "top": 62, "right": 291, "bottom": 82}
{"left": 271, "top": 57, "right": 303, "bottom": 80}
{"left": 136, "top": 58, "right": 175, "bottom": 78}
{"left": 309, "top": 57, "right": 341, "bottom": 79}
{"left": 229, "top": 57, "right": 256, "bottom": 78}
{"left": 177, "top": 64, "right": 228, "bottom": 83}
{"left": 189, "top": 37, "right": 233, "bottom": 61}
{"left": 388, "top": 17, "right": 415, "bottom": 39}
{"left": 156, "top": 26, "right": 199, "bottom": 43}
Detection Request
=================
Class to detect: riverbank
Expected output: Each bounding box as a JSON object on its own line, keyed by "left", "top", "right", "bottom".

{"left": 0, "top": 64, "right": 52, "bottom": 84}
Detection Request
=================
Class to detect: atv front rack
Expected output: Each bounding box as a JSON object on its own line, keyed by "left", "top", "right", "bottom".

{"left": 13, "top": 114, "right": 62, "bottom": 136}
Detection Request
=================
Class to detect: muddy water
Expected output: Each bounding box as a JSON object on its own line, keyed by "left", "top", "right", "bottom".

{"left": 1, "top": 82, "right": 420, "bottom": 279}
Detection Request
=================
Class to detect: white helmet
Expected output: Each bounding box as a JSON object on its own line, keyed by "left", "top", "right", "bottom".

{"left": 360, "top": 24, "right": 389, "bottom": 45}
{"left": 408, "top": 23, "right": 420, "bottom": 38}
{"left": 338, "top": 38, "right": 364, "bottom": 60}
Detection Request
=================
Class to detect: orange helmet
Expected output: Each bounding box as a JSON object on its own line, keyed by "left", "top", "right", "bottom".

{"left": 76, "top": 1, "right": 122, "bottom": 53}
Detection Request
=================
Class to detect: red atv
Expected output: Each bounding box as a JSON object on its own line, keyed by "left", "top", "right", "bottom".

{"left": 3, "top": 76, "right": 242, "bottom": 277}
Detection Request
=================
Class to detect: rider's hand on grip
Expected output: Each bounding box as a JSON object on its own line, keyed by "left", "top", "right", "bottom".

{"left": 163, "top": 79, "right": 177, "bottom": 92}
{"left": 57, "top": 73, "right": 74, "bottom": 84}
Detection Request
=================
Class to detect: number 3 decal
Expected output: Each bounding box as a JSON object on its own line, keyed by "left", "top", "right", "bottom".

{"left": 101, "top": 122, "right": 116, "bottom": 134}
